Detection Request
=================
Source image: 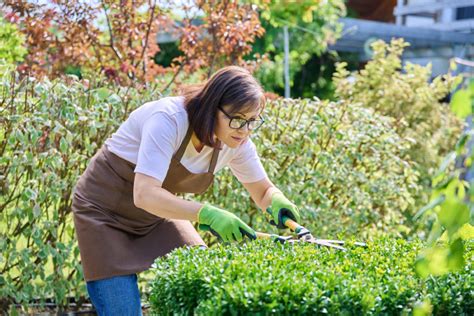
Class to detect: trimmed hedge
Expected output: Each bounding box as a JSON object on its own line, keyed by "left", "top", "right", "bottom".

{"left": 149, "top": 237, "right": 473, "bottom": 315}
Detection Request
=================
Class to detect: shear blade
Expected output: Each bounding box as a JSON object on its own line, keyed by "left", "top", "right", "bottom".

{"left": 314, "top": 240, "right": 346, "bottom": 251}
{"left": 316, "top": 239, "right": 345, "bottom": 245}
{"left": 301, "top": 235, "right": 346, "bottom": 251}
{"left": 312, "top": 239, "right": 367, "bottom": 248}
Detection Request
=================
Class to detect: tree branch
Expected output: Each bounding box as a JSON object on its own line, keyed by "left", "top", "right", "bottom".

{"left": 159, "top": 61, "right": 185, "bottom": 94}
{"left": 100, "top": 0, "right": 123, "bottom": 61}
{"left": 135, "top": 0, "right": 157, "bottom": 73}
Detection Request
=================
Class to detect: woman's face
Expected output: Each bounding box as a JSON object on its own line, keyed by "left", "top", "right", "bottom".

{"left": 214, "top": 104, "right": 262, "bottom": 148}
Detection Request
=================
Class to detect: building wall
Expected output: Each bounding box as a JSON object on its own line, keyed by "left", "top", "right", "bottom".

{"left": 393, "top": 0, "right": 474, "bottom": 76}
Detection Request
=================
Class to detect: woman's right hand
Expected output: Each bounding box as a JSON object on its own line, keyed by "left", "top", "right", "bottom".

{"left": 198, "top": 203, "right": 256, "bottom": 242}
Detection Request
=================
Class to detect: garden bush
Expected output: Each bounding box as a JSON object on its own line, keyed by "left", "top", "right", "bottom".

{"left": 149, "top": 236, "right": 473, "bottom": 315}
{"left": 0, "top": 67, "right": 160, "bottom": 311}
{"left": 334, "top": 39, "right": 462, "bottom": 190}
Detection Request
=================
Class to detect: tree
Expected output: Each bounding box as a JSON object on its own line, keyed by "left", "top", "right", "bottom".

{"left": 0, "top": 16, "right": 27, "bottom": 64}
{"left": 1, "top": 0, "right": 265, "bottom": 88}
{"left": 250, "top": 0, "right": 346, "bottom": 96}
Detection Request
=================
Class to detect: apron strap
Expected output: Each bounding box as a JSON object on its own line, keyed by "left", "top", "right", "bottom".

{"left": 208, "top": 141, "right": 221, "bottom": 173}
{"left": 175, "top": 124, "right": 194, "bottom": 161}
{"left": 176, "top": 124, "right": 221, "bottom": 174}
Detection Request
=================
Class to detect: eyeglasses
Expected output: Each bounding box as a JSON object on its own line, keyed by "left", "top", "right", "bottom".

{"left": 218, "top": 106, "right": 265, "bottom": 130}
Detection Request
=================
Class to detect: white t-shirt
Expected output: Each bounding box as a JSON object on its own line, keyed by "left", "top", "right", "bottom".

{"left": 104, "top": 96, "right": 267, "bottom": 184}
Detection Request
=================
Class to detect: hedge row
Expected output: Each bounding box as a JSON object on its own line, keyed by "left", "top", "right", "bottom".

{"left": 149, "top": 236, "right": 473, "bottom": 315}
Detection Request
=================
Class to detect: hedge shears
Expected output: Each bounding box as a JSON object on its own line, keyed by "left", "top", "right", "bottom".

{"left": 200, "top": 215, "right": 366, "bottom": 251}
{"left": 257, "top": 215, "right": 367, "bottom": 251}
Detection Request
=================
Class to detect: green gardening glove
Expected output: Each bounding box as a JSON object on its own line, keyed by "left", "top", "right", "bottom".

{"left": 266, "top": 192, "right": 301, "bottom": 229}
{"left": 198, "top": 203, "right": 256, "bottom": 242}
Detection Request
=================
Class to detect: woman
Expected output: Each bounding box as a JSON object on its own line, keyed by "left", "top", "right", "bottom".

{"left": 71, "top": 66, "right": 300, "bottom": 315}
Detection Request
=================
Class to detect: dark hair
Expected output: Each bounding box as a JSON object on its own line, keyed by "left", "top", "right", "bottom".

{"left": 182, "top": 66, "right": 266, "bottom": 148}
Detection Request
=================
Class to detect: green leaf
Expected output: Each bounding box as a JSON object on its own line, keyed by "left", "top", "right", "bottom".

{"left": 439, "top": 199, "right": 470, "bottom": 237}
{"left": 301, "top": 9, "right": 313, "bottom": 23}
{"left": 432, "top": 174, "right": 455, "bottom": 191}
{"left": 413, "top": 300, "right": 432, "bottom": 316}
{"left": 455, "top": 131, "right": 472, "bottom": 154}
{"left": 22, "top": 188, "right": 37, "bottom": 201}
{"left": 33, "top": 204, "right": 41, "bottom": 218}
{"left": 59, "top": 137, "right": 68, "bottom": 153}
{"left": 108, "top": 93, "right": 121, "bottom": 104}
{"left": 93, "top": 87, "right": 112, "bottom": 100}
{"left": 8, "top": 305, "right": 20, "bottom": 316}
{"left": 435, "top": 152, "right": 456, "bottom": 178}
{"left": 457, "top": 223, "right": 474, "bottom": 239}
{"left": 450, "top": 89, "right": 471, "bottom": 118}
{"left": 414, "top": 195, "right": 445, "bottom": 221}
{"left": 415, "top": 247, "right": 449, "bottom": 277}
{"left": 427, "top": 221, "right": 445, "bottom": 245}
{"left": 447, "top": 238, "right": 464, "bottom": 271}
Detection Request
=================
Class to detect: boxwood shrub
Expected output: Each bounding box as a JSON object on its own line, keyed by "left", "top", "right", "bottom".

{"left": 148, "top": 236, "right": 473, "bottom": 315}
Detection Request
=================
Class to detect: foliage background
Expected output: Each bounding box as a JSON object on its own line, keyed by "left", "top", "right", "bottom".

{"left": 0, "top": 0, "right": 471, "bottom": 313}
{"left": 0, "top": 0, "right": 349, "bottom": 98}
{"left": 334, "top": 39, "right": 461, "bottom": 187}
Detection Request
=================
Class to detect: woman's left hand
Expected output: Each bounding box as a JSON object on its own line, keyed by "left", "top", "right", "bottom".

{"left": 266, "top": 192, "right": 301, "bottom": 229}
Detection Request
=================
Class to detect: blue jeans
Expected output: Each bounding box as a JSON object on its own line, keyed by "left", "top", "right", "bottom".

{"left": 86, "top": 274, "right": 142, "bottom": 316}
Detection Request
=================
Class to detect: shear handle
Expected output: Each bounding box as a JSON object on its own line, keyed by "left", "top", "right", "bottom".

{"left": 281, "top": 216, "right": 311, "bottom": 238}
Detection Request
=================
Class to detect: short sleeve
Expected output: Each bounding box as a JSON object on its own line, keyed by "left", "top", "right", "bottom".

{"left": 228, "top": 139, "right": 268, "bottom": 183}
{"left": 134, "top": 112, "right": 178, "bottom": 182}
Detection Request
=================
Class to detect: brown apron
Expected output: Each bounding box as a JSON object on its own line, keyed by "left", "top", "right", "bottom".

{"left": 71, "top": 125, "right": 220, "bottom": 281}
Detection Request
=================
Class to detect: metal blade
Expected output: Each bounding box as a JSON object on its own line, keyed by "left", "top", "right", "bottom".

{"left": 300, "top": 234, "right": 347, "bottom": 251}
{"left": 312, "top": 239, "right": 368, "bottom": 248}
{"left": 316, "top": 239, "right": 345, "bottom": 245}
